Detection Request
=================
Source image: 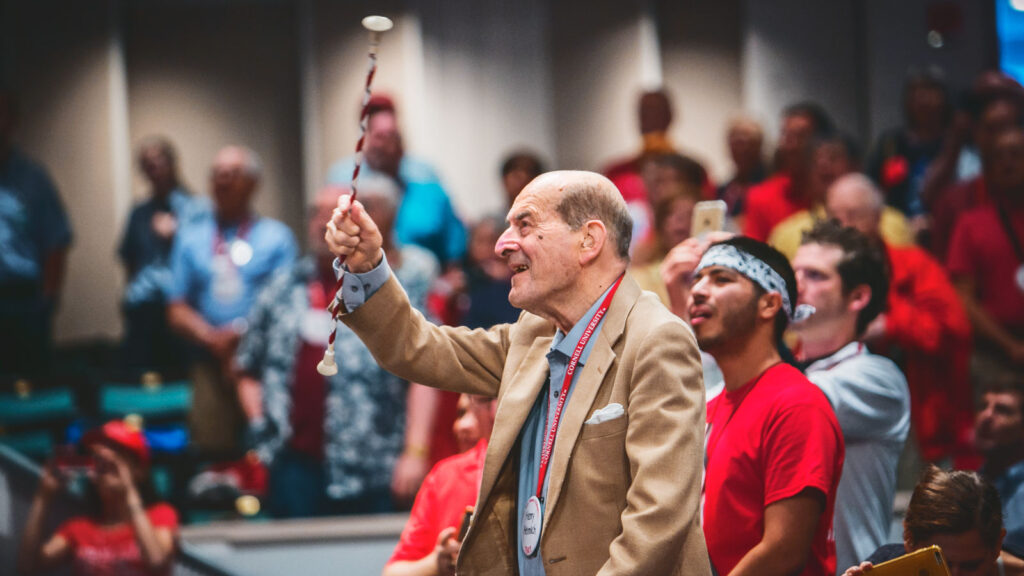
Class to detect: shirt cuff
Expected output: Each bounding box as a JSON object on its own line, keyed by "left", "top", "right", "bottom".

{"left": 332, "top": 253, "right": 391, "bottom": 312}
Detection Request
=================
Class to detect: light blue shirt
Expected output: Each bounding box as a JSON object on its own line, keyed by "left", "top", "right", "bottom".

{"left": 515, "top": 285, "right": 614, "bottom": 576}
{"left": 988, "top": 459, "right": 1024, "bottom": 553}
{"left": 0, "top": 149, "right": 72, "bottom": 285}
{"left": 805, "top": 342, "right": 910, "bottom": 571}
{"left": 168, "top": 214, "right": 297, "bottom": 328}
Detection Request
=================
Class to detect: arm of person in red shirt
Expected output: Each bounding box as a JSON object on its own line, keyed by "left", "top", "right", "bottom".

{"left": 17, "top": 465, "right": 73, "bottom": 575}
{"left": 383, "top": 527, "right": 460, "bottom": 576}
{"left": 392, "top": 383, "right": 442, "bottom": 505}
{"left": 101, "top": 448, "right": 177, "bottom": 571}
{"left": 874, "top": 252, "right": 970, "bottom": 354}
{"left": 953, "top": 275, "right": 1024, "bottom": 364}
{"left": 726, "top": 489, "right": 826, "bottom": 576}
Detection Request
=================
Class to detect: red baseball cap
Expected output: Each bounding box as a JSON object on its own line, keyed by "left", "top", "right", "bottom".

{"left": 82, "top": 420, "right": 150, "bottom": 467}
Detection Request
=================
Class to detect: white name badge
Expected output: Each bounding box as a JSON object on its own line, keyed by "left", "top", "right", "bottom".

{"left": 521, "top": 495, "right": 542, "bottom": 557}
{"left": 1016, "top": 264, "right": 1024, "bottom": 293}
{"left": 300, "top": 308, "right": 334, "bottom": 345}
{"left": 230, "top": 239, "right": 254, "bottom": 267}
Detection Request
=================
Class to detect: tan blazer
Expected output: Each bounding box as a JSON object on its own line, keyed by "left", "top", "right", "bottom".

{"left": 344, "top": 273, "right": 710, "bottom": 576}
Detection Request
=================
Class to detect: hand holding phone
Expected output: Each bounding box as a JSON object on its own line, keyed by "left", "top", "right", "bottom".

{"left": 691, "top": 200, "right": 727, "bottom": 239}
{"left": 867, "top": 546, "right": 950, "bottom": 576}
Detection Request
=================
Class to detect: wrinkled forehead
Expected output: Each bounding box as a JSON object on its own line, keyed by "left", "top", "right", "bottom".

{"left": 506, "top": 183, "right": 562, "bottom": 222}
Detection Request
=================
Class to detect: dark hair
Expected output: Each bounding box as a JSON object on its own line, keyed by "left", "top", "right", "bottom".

{"left": 713, "top": 236, "right": 798, "bottom": 342}
{"left": 136, "top": 136, "right": 178, "bottom": 170}
{"left": 501, "top": 151, "right": 545, "bottom": 179}
{"left": 982, "top": 369, "right": 1024, "bottom": 397}
{"left": 555, "top": 179, "right": 633, "bottom": 260}
{"left": 783, "top": 101, "right": 835, "bottom": 141}
{"left": 814, "top": 131, "right": 863, "bottom": 168}
{"left": 902, "top": 66, "right": 952, "bottom": 125}
{"left": 800, "top": 220, "right": 889, "bottom": 335}
{"left": 904, "top": 466, "right": 1004, "bottom": 549}
{"left": 651, "top": 184, "right": 701, "bottom": 256}
{"left": 648, "top": 153, "right": 709, "bottom": 189}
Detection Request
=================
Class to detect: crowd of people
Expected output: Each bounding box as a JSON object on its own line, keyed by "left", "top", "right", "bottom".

{"left": 3, "top": 62, "right": 1024, "bottom": 575}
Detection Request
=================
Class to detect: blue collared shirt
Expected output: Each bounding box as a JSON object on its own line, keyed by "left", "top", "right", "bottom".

{"left": 516, "top": 285, "right": 615, "bottom": 576}
{"left": 167, "top": 214, "right": 297, "bottom": 327}
{"left": 0, "top": 149, "right": 72, "bottom": 286}
{"left": 988, "top": 459, "right": 1024, "bottom": 553}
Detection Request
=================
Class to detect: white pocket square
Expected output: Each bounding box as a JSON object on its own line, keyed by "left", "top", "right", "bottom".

{"left": 585, "top": 403, "right": 625, "bottom": 425}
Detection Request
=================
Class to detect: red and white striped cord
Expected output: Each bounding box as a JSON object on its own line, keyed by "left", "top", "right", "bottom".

{"left": 318, "top": 16, "right": 393, "bottom": 376}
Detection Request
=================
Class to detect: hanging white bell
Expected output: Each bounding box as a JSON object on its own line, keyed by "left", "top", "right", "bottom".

{"left": 317, "top": 342, "right": 338, "bottom": 376}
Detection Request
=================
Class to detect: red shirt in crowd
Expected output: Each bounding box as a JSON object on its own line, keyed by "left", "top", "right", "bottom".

{"left": 929, "top": 176, "right": 990, "bottom": 262}
{"left": 947, "top": 203, "right": 1024, "bottom": 338}
{"left": 878, "top": 244, "right": 973, "bottom": 463}
{"left": 387, "top": 439, "right": 487, "bottom": 565}
{"left": 56, "top": 503, "right": 178, "bottom": 576}
{"left": 702, "top": 363, "right": 844, "bottom": 576}
{"left": 742, "top": 174, "right": 812, "bottom": 242}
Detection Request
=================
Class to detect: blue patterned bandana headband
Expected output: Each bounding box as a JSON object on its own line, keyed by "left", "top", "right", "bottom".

{"left": 695, "top": 244, "right": 815, "bottom": 322}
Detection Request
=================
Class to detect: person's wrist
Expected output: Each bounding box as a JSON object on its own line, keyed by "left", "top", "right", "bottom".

{"left": 349, "top": 249, "right": 384, "bottom": 274}
{"left": 403, "top": 443, "right": 430, "bottom": 459}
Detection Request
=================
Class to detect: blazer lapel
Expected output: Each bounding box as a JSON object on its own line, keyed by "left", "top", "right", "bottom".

{"left": 476, "top": 335, "right": 553, "bottom": 511}
{"left": 541, "top": 276, "right": 639, "bottom": 530}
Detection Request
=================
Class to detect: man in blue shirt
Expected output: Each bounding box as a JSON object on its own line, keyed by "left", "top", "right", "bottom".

{"left": 118, "top": 137, "right": 205, "bottom": 375}
{"left": 0, "top": 89, "right": 72, "bottom": 376}
{"left": 326, "top": 171, "right": 709, "bottom": 575}
{"left": 326, "top": 95, "right": 466, "bottom": 267}
{"left": 975, "top": 378, "right": 1024, "bottom": 553}
{"left": 168, "top": 145, "right": 296, "bottom": 456}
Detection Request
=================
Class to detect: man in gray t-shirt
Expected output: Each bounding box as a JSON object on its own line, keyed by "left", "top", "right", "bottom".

{"left": 790, "top": 220, "right": 910, "bottom": 571}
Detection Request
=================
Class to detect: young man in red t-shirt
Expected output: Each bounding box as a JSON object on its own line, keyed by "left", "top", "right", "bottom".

{"left": 384, "top": 394, "right": 497, "bottom": 576}
{"left": 671, "top": 235, "right": 844, "bottom": 576}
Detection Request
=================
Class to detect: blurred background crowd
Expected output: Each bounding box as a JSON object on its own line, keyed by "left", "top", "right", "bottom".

{"left": 3, "top": 0, "right": 1024, "bottom": 575}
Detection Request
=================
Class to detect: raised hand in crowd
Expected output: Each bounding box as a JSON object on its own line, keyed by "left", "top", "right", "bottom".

{"left": 661, "top": 231, "right": 735, "bottom": 320}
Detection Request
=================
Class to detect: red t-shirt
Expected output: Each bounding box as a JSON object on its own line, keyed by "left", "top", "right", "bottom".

{"left": 742, "top": 174, "right": 812, "bottom": 242}
{"left": 703, "top": 364, "right": 843, "bottom": 576}
{"left": 947, "top": 203, "right": 1024, "bottom": 337}
{"left": 387, "top": 439, "right": 487, "bottom": 565}
{"left": 56, "top": 503, "right": 178, "bottom": 576}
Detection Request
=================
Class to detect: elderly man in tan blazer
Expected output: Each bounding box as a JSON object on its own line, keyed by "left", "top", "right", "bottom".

{"left": 326, "top": 171, "right": 709, "bottom": 576}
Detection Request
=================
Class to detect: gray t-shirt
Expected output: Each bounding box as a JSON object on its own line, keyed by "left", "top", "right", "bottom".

{"left": 805, "top": 342, "right": 910, "bottom": 572}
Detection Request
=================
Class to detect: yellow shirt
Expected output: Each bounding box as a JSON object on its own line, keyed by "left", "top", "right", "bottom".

{"left": 767, "top": 205, "right": 913, "bottom": 260}
{"left": 630, "top": 260, "right": 670, "bottom": 307}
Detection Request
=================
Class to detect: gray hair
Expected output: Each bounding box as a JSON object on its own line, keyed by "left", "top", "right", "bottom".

{"left": 542, "top": 171, "right": 633, "bottom": 261}
{"left": 353, "top": 173, "right": 400, "bottom": 214}
{"left": 829, "top": 172, "right": 884, "bottom": 213}
{"left": 238, "top": 146, "right": 263, "bottom": 180}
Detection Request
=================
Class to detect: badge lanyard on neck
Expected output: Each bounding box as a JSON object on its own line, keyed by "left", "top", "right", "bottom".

{"left": 214, "top": 219, "right": 253, "bottom": 267}
{"left": 993, "top": 199, "right": 1024, "bottom": 293}
{"left": 521, "top": 275, "right": 623, "bottom": 558}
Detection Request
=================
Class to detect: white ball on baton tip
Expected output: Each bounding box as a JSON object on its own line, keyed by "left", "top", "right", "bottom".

{"left": 362, "top": 15, "right": 394, "bottom": 32}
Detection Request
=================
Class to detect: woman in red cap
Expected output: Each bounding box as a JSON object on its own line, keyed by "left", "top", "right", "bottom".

{"left": 17, "top": 420, "right": 179, "bottom": 575}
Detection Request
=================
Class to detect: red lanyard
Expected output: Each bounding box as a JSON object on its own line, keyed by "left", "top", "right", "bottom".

{"left": 213, "top": 219, "right": 252, "bottom": 255}
{"left": 534, "top": 275, "right": 623, "bottom": 499}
